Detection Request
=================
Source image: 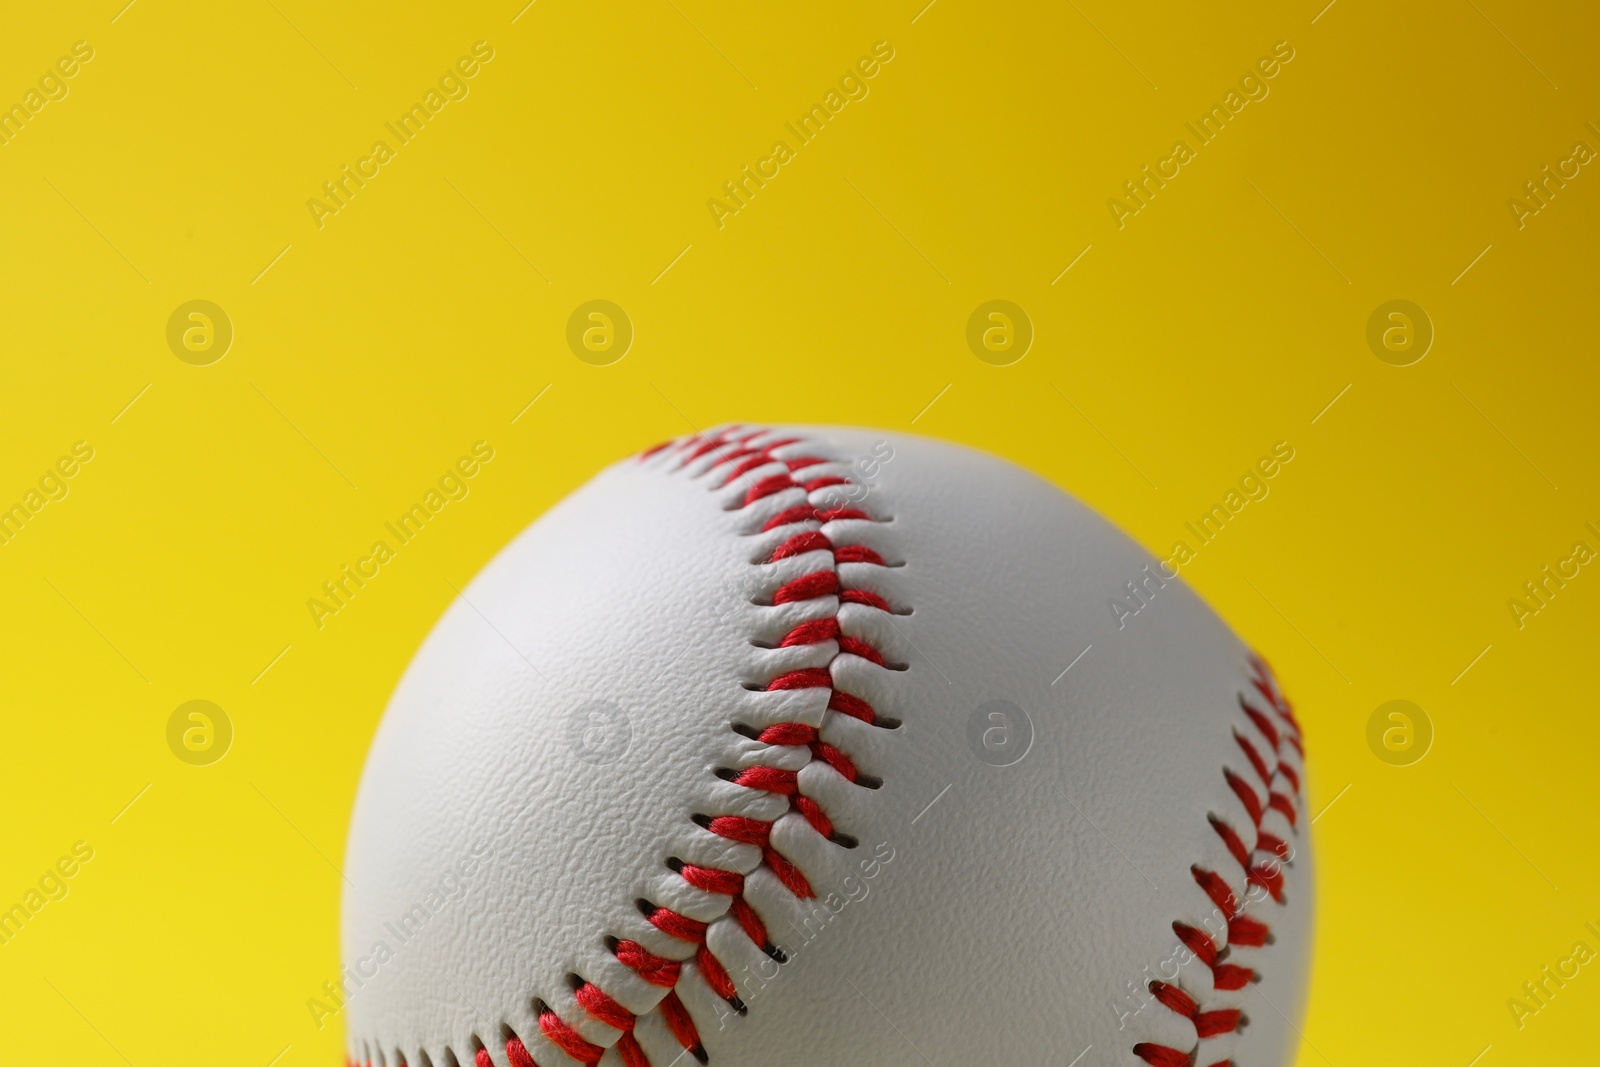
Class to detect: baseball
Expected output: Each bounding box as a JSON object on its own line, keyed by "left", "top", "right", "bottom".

{"left": 341, "top": 424, "right": 1312, "bottom": 1067}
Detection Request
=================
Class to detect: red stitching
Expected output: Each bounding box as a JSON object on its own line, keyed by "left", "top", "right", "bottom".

{"left": 646, "top": 905, "right": 709, "bottom": 942}
{"left": 531, "top": 426, "right": 895, "bottom": 1066}
{"left": 612, "top": 938, "right": 680, "bottom": 987}
{"left": 1134, "top": 659, "right": 1304, "bottom": 1067}
{"left": 772, "top": 570, "right": 837, "bottom": 603}
{"left": 575, "top": 982, "right": 633, "bottom": 1031}
{"left": 539, "top": 1006, "right": 605, "bottom": 1063}
{"left": 675, "top": 861, "right": 743, "bottom": 895}
{"left": 657, "top": 990, "right": 706, "bottom": 1063}
{"left": 616, "top": 1033, "right": 650, "bottom": 1067}
{"left": 504, "top": 1036, "right": 538, "bottom": 1067}
{"left": 769, "top": 530, "right": 830, "bottom": 560}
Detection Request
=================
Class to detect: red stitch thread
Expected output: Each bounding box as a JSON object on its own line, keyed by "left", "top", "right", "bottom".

{"left": 762, "top": 504, "right": 821, "bottom": 531}
{"left": 770, "top": 530, "right": 830, "bottom": 560}
{"left": 702, "top": 815, "right": 770, "bottom": 846}
{"left": 827, "top": 690, "right": 876, "bottom": 724}
{"left": 575, "top": 982, "right": 633, "bottom": 1031}
{"left": 695, "top": 944, "right": 743, "bottom": 1010}
{"left": 840, "top": 588, "right": 891, "bottom": 611}
{"left": 1148, "top": 981, "right": 1243, "bottom": 1038}
{"left": 1228, "top": 914, "right": 1270, "bottom": 947}
{"left": 730, "top": 766, "right": 798, "bottom": 794}
{"left": 758, "top": 722, "right": 817, "bottom": 745}
{"left": 772, "top": 570, "right": 838, "bottom": 604}
{"left": 362, "top": 430, "right": 902, "bottom": 1067}
{"left": 647, "top": 906, "right": 708, "bottom": 943}
{"left": 1257, "top": 832, "right": 1289, "bottom": 860}
{"left": 763, "top": 844, "right": 815, "bottom": 898}
{"left": 1208, "top": 813, "right": 1251, "bottom": 868}
{"left": 504, "top": 1036, "right": 539, "bottom": 1067}
{"left": 1247, "top": 861, "right": 1285, "bottom": 902}
{"left": 613, "top": 939, "right": 680, "bottom": 987}
{"left": 838, "top": 634, "right": 885, "bottom": 665}
{"left": 1133, "top": 1043, "right": 1193, "bottom": 1067}
{"left": 616, "top": 1033, "right": 650, "bottom": 1067}
{"left": 833, "top": 543, "right": 885, "bottom": 565}
{"left": 764, "top": 667, "right": 831, "bottom": 692}
{"left": 779, "top": 617, "right": 839, "bottom": 646}
{"left": 1172, "top": 922, "right": 1217, "bottom": 967}
{"left": 1224, "top": 769, "right": 1264, "bottom": 826}
{"left": 1234, "top": 731, "right": 1272, "bottom": 788}
{"left": 1192, "top": 865, "right": 1238, "bottom": 919}
{"left": 810, "top": 739, "right": 860, "bottom": 783}
{"left": 1239, "top": 700, "right": 1279, "bottom": 750}
{"left": 1135, "top": 661, "right": 1304, "bottom": 1067}
{"left": 744, "top": 473, "right": 797, "bottom": 505}
{"left": 795, "top": 794, "right": 834, "bottom": 838}
{"left": 538, "top": 1007, "right": 604, "bottom": 1064}
{"left": 1213, "top": 961, "right": 1255, "bottom": 990}
{"left": 657, "top": 990, "right": 706, "bottom": 1064}
{"left": 729, "top": 894, "right": 770, "bottom": 949}
{"left": 677, "top": 863, "right": 743, "bottom": 896}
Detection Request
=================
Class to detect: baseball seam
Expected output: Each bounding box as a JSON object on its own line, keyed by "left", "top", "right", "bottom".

{"left": 1132, "top": 657, "right": 1305, "bottom": 1067}
{"left": 344, "top": 426, "right": 900, "bottom": 1067}
{"left": 347, "top": 428, "right": 1305, "bottom": 1067}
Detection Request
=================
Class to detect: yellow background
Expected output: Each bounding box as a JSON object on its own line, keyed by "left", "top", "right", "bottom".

{"left": 1, "top": 1, "right": 1596, "bottom": 1064}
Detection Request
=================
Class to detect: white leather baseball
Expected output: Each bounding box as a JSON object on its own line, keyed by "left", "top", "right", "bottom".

{"left": 341, "top": 425, "right": 1312, "bottom": 1067}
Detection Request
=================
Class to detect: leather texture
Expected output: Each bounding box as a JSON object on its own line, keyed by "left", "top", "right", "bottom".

{"left": 342, "top": 425, "right": 1313, "bottom": 1067}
